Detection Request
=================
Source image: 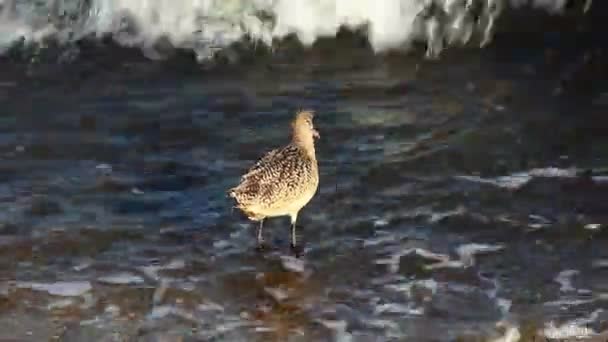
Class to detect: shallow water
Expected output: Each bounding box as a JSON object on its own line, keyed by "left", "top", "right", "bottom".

{"left": 0, "top": 40, "right": 608, "bottom": 341}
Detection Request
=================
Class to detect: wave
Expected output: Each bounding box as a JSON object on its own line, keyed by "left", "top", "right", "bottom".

{"left": 0, "top": 0, "right": 588, "bottom": 62}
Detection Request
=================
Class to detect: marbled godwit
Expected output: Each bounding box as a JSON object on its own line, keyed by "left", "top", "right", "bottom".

{"left": 229, "top": 110, "right": 320, "bottom": 254}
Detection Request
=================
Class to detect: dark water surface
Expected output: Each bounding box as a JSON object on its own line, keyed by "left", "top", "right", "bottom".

{"left": 0, "top": 42, "right": 607, "bottom": 341}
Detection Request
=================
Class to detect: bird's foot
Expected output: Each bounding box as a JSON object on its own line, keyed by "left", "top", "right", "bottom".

{"left": 290, "top": 243, "right": 304, "bottom": 258}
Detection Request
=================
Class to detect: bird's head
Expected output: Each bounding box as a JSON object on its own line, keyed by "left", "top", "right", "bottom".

{"left": 292, "top": 109, "right": 319, "bottom": 142}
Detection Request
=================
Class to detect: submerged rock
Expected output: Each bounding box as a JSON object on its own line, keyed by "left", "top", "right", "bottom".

{"left": 26, "top": 196, "right": 63, "bottom": 217}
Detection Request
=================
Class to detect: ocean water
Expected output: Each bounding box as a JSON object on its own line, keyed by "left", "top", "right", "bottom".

{"left": 0, "top": 0, "right": 607, "bottom": 341}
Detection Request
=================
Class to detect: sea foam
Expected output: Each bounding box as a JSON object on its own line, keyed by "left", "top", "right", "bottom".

{"left": 0, "top": 0, "right": 576, "bottom": 60}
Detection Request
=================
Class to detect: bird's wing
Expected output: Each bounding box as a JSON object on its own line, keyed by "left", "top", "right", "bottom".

{"left": 240, "top": 147, "right": 282, "bottom": 182}
{"left": 229, "top": 145, "right": 312, "bottom": 207}
{"left": 228, "top": 148, "right": 281, "bottom": 203}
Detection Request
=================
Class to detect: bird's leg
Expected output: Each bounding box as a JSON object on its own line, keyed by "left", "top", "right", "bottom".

{"left": 291, "top": 221, "right": 297, "bottom": 248}
{"left": 289, "top": 213, "right": 303, "bottom": 257}
{"left": 256, "top": 219, "right": 266, "bottom": 251}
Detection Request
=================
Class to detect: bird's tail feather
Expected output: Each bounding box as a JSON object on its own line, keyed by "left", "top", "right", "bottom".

{"left": 227, "top": 187, "right": 242, "bottom": 215}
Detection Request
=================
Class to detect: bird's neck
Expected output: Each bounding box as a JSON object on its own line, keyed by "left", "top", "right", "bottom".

{"left": 292, "top": 132, "right": 316, "bottom": 160}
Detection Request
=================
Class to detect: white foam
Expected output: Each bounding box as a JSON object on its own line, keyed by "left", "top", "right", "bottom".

{"left": 95, "top": 163, "right": 112, "bottom": 172}
{"left": 364, "top": 233, "right": 398, "bottom": 247}
{"left": 377, "top": 243, "right": 503, "bottom": 273}
{"left": 73, "top": 258, "right": 93, "bottom": 271}
{"left": 528, "top": 167, "right": 578, "bottom": 178}
{"left": 409, "top": 247, "right": 451, "bottom": 261}
{"left": 424, "top": 259, "right": 466, "bottom": 270}
{"left": 585, "top": 223, "right": 602, "bottom": 231}
{"left": 18, "top": 281, "right": 92, "bottom": 297}
{"left": 376, "top": 247, "right": 450, "bottom": 273}
{"left": 140, "top": 265, "right": 161, "bottom": 280}
{"left": 592, "top": 259, "right": 608, "bottom": 268}
{"left": 456, "top": 167, "right": 607, "bottom": 190}
{"left": 0, "top": 0, "right": 572, "bottom": 60}
{"left": 542, "top": 310, "right": 602, "bottom": 339}
{"left": 147, "top": 305, "right": 178, "bottom": 319}
{"left": 554, "top": 269, "right": 578, "bottom": 293}
{"left": 280, "top": 255, "right": 307, "bottom": 274}
{"left": 462, "top": 166, "right": 581, "bottom": 189}
{"left": 147, "top": 305, "right": 198, "bottom": 323}
{"left": 98, "top": 273, "right": 145, "bottom": 285}
{"left": 428, "top": 206, "right": 466, "bottom": 223}
{"left": 417, "top": 278, "right": 439, "bottom": 294}
{"left": 491, "top": 322, "right": 521, "bottom": 342}
{"left": 47, "top": 299, "right": 76, "bottom": 310}
{"left": 140, "top": 258, "right": 185, "bottom": 281}
{"left": 520, "top": 0, "right": 569, "bottom": 13}
{"left": 104, "top": 304, "right": 121, "bottom": 316}
{"left": 0, "top": 282, "right": 8, "bottom": 297}
{"left": 527, "top": 214, "right": 552, "bottom": 231}
{"left": 543, "top": 298, "right": 594, "bottom": 307}
{"left": 213, "top": 239, "right": 231, "bottom": 249}
{"left": 425, "top": 243, "right": 504, "bottom": 270}
{"left": 373, "top": 302, "right": 423, "bottom": 315}
{"left": 455, "top": 243, "right": 505, "bottom": 268}
{"left": 543, "top": 324, "right": 595, "bottom": 340}
{"left": 197, "top": 301, "right": 224, "bottom": 312}
{"left": 131, "top": 187, "right": 144, "bottom": 195}
{"left": 455, "top": 174, "right": 530, "bottom": 189}
{"left": 373, "top": 218, "right": 389, "bottom": 227}
{"left": 495, "top": 298, "right": 512, "bottom": 315}
{"left": 264, "top": 286, "right": 289, "bottom": 302}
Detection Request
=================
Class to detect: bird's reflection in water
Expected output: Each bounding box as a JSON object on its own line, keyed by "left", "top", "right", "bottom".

{"left": 223, "top": 257, "right": 328, "bottom": 342}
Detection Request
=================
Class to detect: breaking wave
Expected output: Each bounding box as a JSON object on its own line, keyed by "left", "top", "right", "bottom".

{"left": 0, "top": 0, "right": 591, "bottom": 62}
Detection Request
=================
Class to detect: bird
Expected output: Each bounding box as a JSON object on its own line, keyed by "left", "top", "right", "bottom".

{"left": 228, "top": 110, "right": 320, "bottom": 254}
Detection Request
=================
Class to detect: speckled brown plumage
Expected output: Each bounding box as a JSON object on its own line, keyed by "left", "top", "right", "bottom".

{"left": 228, "top": 110, "right": 320, "bottom": 252}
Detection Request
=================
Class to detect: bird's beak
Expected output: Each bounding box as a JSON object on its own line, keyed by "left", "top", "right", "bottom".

{"left": 313, "top": 129, "right": 320, "bottom": 139}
